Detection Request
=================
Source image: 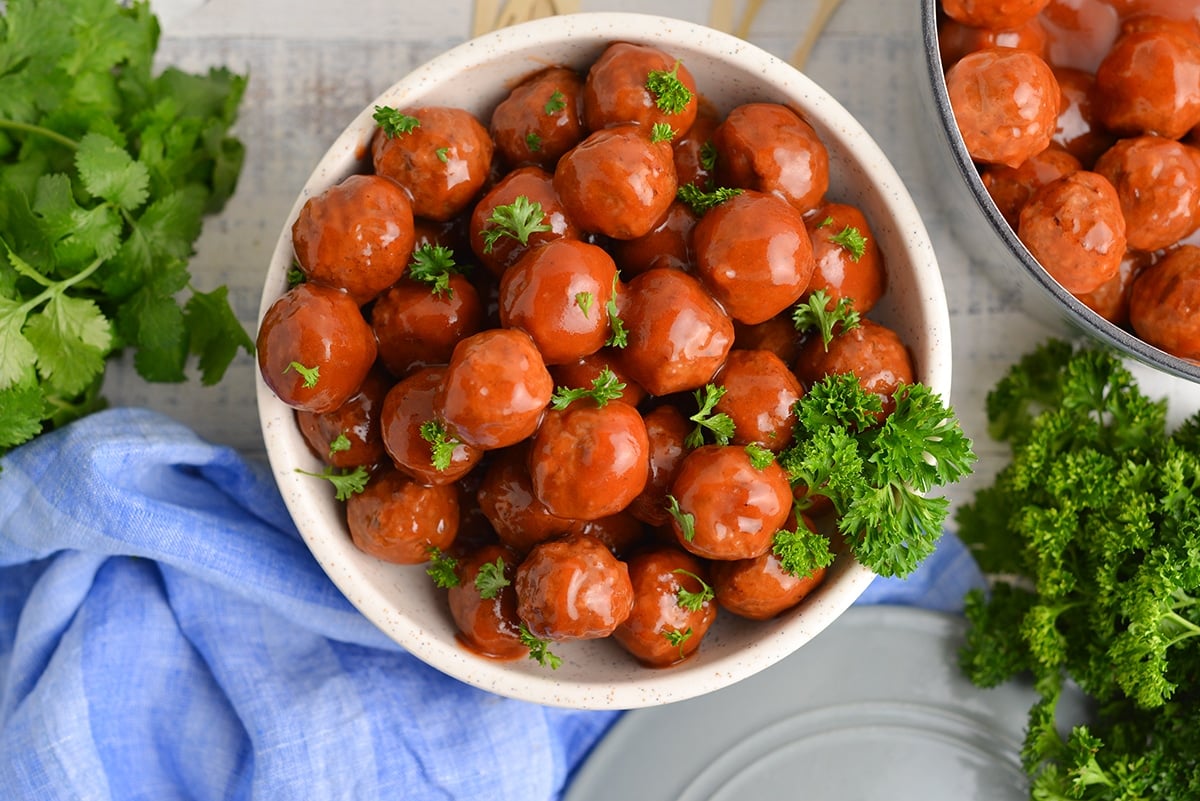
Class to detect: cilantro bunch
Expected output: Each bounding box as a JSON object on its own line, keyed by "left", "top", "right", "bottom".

{"left": 956, "top": 340, "right": 1200, "bottom": 799}
{"left": 0, "top": 0, "right": 252, "bottom": 454}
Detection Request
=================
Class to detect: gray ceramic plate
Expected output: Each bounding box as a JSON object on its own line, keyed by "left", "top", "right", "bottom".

{"left": 565, "top": 605, "right": 1072, "bottom": 800}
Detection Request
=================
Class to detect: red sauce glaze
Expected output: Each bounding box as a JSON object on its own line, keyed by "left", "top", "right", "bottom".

{"left": 1050, "top": 67, "right": 1116, "bottom": 167}
{"left": 1094, "top": 23, "right": 1200, "bottom": 138}
{"left": 714, "top": 103, "right": 830, "bottom": 214}
{"left": 981, "top": 144, "right": 1083, "bottom": 229}
{"left": 515, "top": 533, "right": 635, "bottom": 641}
{"left": 669, "top": 444, "right": 793, "bottom": 561}
{"left": 1075, "top": 247, "right": 1151, "bottom": 325}
{"left": 672, "top": 108, "right": 721, "bottom": 190}
{"left": 1129, "top": 244, "right": 1200, "bottom": 359}
{"left": 378, "top": 366, "right": 483, "bottom": 486}
{"left": 692, "top": 190, "right": 815, "bottom": 325}
{"left": 476, "top": 444, "right": 574, "bottom": 555}
{"left": 370, "top": 274, "right": 484, "bottom": 378}
{"left": 468, "top": 166, "right": 581, "bottom": 277}
{"left": 616, "top": 268, "right": 734, "bottom": 396}
{"left": 490, "top": 66, "right": 587, "bottom": 171}
{"left": 257, "top": 282, "right": 378, "bottom": 414}
{"left": 448, "top": 543, "right": 528, "bottom": 660}
{"left": 345, "top": 466, "right": 459, "bottom": 564}
{"left": 296, "top": 365, "right": 390, "bottom": 470}
{"left": 710, "top": 512, "right": 829, "bottom": 620}
{"left": 582, "top": 42, "right": 700, "bottom": 134}
{"left": 567, "top": 510, "right": 650, "bottom": 559}
{"left": 713, "top": 349, "right": 804, "bottom": 452}
{"left": 607, "top": 200, "right": 698, "bottom": 277}
{"left": 528, "top": 400, "right": 650, "bottom": 520}
{"left": 1093, "top": 135, "right": 1200, "bottom": 251}
{"left": 372, "top": 106, "right": 494, "bottom": 221}
{"left": 944, "top": 0, "right": 1053, "bottom": 29}
{"left": 612, "top": 547, "right": 718, "bottom": 667}
{"left": 794, "top": 318, "right": 916, "bottom": 419}
{"left": 939, "top": 14, "right": 1051, "bottom": 65}
{"left": 626, "top": 404, "right": 692, "bottom": 528}
{"left": 291, "top": 173, "right": 415, "bottom": 306}
{"left": 804, "top": 201, "right": 887, "bottom": 313}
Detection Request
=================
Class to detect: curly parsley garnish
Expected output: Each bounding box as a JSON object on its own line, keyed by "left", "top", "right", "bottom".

{"left": 519, "top": 623, "right": 562, "bottom": 669}
{"left": 745, "top": 443, "right": 775, "bottom": 470}
{"left": 435, "top": 146, "right": 450, "bottom": 163}
{"left": 650, "top": 122, "right": 675, "bottom": 143}
{"left": 373, "top": 105, "right": 421, "bottom": 137}
{"left": 677, "top": 183, "right": 743, "bottom": 215}
{"left": 426, "top": 546, "right": 460, "bottom": 589}
{"left": 419, "top": 420, "right": 460, "bottom": 472}
{"left": 575, "top": 291, "right": 595, "bottom": 319}
{"left": 673, "top": 569, "right": 715, "bottom": 611}
{"left": 699, "top": 140, "right": 718, "bottom": 172}
{"left": 293, "top": 464, "right": 370, "bottom": 501}
{"left": 685, "top": 384, "right": 735, "bottom": 447}
{"left": 285, "top": 361, "right": 320, "bottom": 388}
{"left": 663, "top": 626, "right": 693, "bottom": 658}
{"left": 827, "top": 224, "right": 868, "bottom": 261}
{"left": 791, "top": 289, "right": 861, "bottom": 351}
{"left": 776, "top": 373, "right": 975, "bottom": 578}
{"left": 328, "top": 433, "right": 352, "bottom": 458}
{"left": 772, "top": 527, "right": 836, "bottom": 578}
{"left": 645, "top": 60, "right": 693, "bottom": 114}
{"left": 550, "top": 367, "right": 625, "bottom": 410}
{"left": 474, "top": 558, "right": 511, "bottom": 599}
{"left": 544, "top": 89, "right": 567, "bottom": 115}
{"left": 666, "top": 494, "right": 696, "bottom": 542}
{"left": 480, "top": 195, "right": 552, "bottom": 254}
{"left": 408, "top": 243, "right": 466, "bottom": 297}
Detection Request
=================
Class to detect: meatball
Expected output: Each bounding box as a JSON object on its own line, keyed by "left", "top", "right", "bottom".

{"left": 1051, "top": 67, "right": 1116, "bottom": 168}
{"left": 370, "top": 272, "right": 484, "bottom": 378}
{"left": 468, "top": 166, "right": 581, "bottom": 277}
{"left": 668, "top": 444, "right": 793, "bottom": 561}
{"left": 612, "top": 547, "right": 718, "bottom": 667}
{"left": 438, "top": 328, "right": 553, "bottom": 450}
{"left": 1075, "top": 248, "right": 1151, "bottom": 327}
{"left": 567, "top": 510, "right": 649, "bottom": 559}
{"left": 371, "top": 105, "right": 494, "bottom": 221}
{"left": 711, "top": 514, "right": 830, "bottom": 620}
{"left": 379, "top": 366, "right": 483, "bottom": 486}
{"left": 691, "top": 190, "right": 815, "bottom": 325}
{"left": 1095, "top": 25, "right": 1200, "bottom": 139}
{"left": 1094, "top": 136, "right": 1200, "bottom": 252}
{"left": 794, "top": 318, "right": 915, "bottom": 419}
{"left": 550, "top": 350, "right": 648, "bottom": 408}
{"left": 476, "top": 444, "right": 574, "bottom": 555}
{"left": 713, "top": 349, "right": 804, "bottom": 451}
{"left": 291, "top": 173, "right": 415, "bottom": 305}
{"left": 256, "top": 282, "right": 378, "bottom": 414}
{"left": 490, "top": 66, "right": 586, "bottom": 170}
{"left": 497, "top": 238, "right": 617, "bottom": 365}
{"left": 938, "top": 14, "right": 1049, "bottom": 66}
{"left": 732, "top": 315, "right": 803, "bottom": 366}
{"left": 1129, "top": 245, "right": 1200, "bottom": 360}
{"left": 515, "top": 533, "right": 635, "bottom": 641}
{"left": 345, "top": 467, "right": 459, "bottom": 564}
{"left": 945, "top": 47, "right": 1061, "bottom": 169}
{"left": 582, "top": 42, "right": 700, "bottom": 134}
{"left": 804, "top": 201, "right": 887, "bottom": 313}
{"left": 296, "top": 365, "right": 389, "bottom": 470}
{"left": 616, "top": 268, "right": 734, "bottom": 396}
{"left": 528, "top": 399, "right": 650, "bottom": 521}
{"left": 607, "top": 200, "right": 698, "bottom": 277}
{"left": 448, "top": 543, "right": 527, "bottom": 660}
{"left": 942, "top": 0, "right": 1051, "bottom": 30}
{"left": 713, "top": 103, "right": 830, "bottom": 214}
{"left": 626, "top": 404, "right": 692, "bottom": 528}
{"left": 554, "top": 124, "right": 678, "bottom": 240}
{"left": 1018, "top": 170, "right": 1128, "bottom": 295}
{"left": 672, "top": 108, "right": 720, "bottom": 190}
{"left": 981, "top": 145, "right": 1083, "bottom": 230}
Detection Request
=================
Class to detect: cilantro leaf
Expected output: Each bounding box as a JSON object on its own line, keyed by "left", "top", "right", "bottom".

{"left": 75, "top": 131, "right": 149, "bottom": 210}
{"left": 183, "top": 285, "right": 254, "bottom": 386}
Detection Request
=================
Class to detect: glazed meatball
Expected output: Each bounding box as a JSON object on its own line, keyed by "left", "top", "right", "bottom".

{"left": 804, "top": 202, "right": 887, "bottom": 313}
{"left": 1075, "top": 248, "right": 1151, "bottom": 327}
{"left": 981, "top": 145, "right": 1082, "bottom": 230}
{"left": 448, "top": 543, "right": 528, "bottom": 660}
{"left": 497, "top": 238, "right": 617, "bottom": 365}
{"left": 942, "top": 0, "right": 1051, "bottom": 30}
{"left": 476, "top": 444, "right": 574, "bottom": 555}
{"left": 612, "top": 547, "right": 718, "bottom": 667}
{"left": 668, "top": 444, "right": 793, "bottom": 561}
{"left": 528, "top": 399, "right": 650, "bottom": 520}
{"left": 296, "top": 365, "right": 390, "bottom": 470}
{"left": 1018, "top": 170, "right": 1128, "bottom": 295}
{"left": 567, "top": 510, "right": 649, "bottom": 559}
{"left": 794, "top": 318, "right": 916, "bottom": 419}
{"left": 370, "top": 271, "right": 484, "bottom": 377}
{"left": 1094, "top": 136, "right": 1200, "bottom": 252}
{"left": 692, "top": 190, "right": 815, "bottom": 325}
{"left": 516, "top": 533, "right": 635, "bottom": 641}
{"left": 291, "top": 173, "right": 415, "bottom": 305}
{"left": 554, "top": 124, "right": 678, "bottom": 240}
{"left": 345, "top": 467, "right": 460, "bottom": 564}
{"left": 626, "top": 404, "right": 692, "bottom": 528}
{"left": 711, "top": 514, "right": 830, "bottom": 621}
{"left": 617, "top": 268, "right": 734, "bottom": 396}
{"left": 946, "top": 47, "right": 1061, "bottom": 169}
{"left": 379, "top": 366, "right": 483, "bottom": 486}
{"left": 938, "top": 14, "right": 1049, "bottom": 66}
{"left": 1095, "top": 24, "right": 1200, "bottom": 139}
{"left": 1051, "top": 67, "right": 1116, "bottom": 168}
{"left": 582, "top": 42, "right": 700, "bottom": 134}
{"left": 550, "top": 350, "right": 648, "bottom": 408}
{"left": 490, "top": 66, "right": 586, "bottom": 170}
{"left": 371, "top": 105, "right": 494, "bottom": 221}
{"left": 1129, "top": 245, "right": 1200, "bottom": 360}
{"left": 438, "top": 328, "right": 553, "bottom": 450}
{"left": 732, "top": 315, "right": 803, "bottom": 366}
{"left": 607, "top": 200, "right": 698, "bottom": 277}
{"left": 713, "top": 103, "right": 830, "bottom": 214}
{"left": 672, "top": 108, "right": 721, "bottom": 189}
{"left": 257, "top": 282, "right": 378, "bottom": 414}
{"left": 713, "top": 349, "right": 804, "bottom": 451}
{"left": 468, "top": 166, "right": 581, "bottom": 277}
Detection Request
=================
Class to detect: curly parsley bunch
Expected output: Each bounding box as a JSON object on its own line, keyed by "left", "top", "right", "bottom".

{"left": 0, "top": 0, "right": 252, "bottom": 454}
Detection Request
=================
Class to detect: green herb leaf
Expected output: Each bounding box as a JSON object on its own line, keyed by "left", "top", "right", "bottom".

{"left": 663, "top": 626, "right": 693, "bottom": 658}
{"left": 650, "top": 122, "right": 675, "bottom": 143}
{"left": 745, "top": 443, "right": 774, "bottom": 470}
{"left": 672, "top": 568, "right": 715, "bottom": 611}
{"left": 373, "top": 105, "right": 420, "bottom": 137}
{"left": 435, "top": 146, "right": 449, "bottom": 163}
{"left": 480, "top": 195, "right": 551, "bottom": 254}
{"left": 699, "top": 140, "right": 718, "bottom": 172}
{"left": 524, "top": 131, "right": 542, "bottom": 152}
{"left": 426, "top": 546, "right": 460, "bottom": 589}
{"left": 575, "top": 291, "right": 594, "bottom": 319}
{"left": 474, "top": 557, "right": 511, "bottom": 600}
{"left": 645, "top": 60, "right": 693, "bottom": 114}
{"left": 772, "top": 527, "right": 836, "bottom": 578}
{"left": 605, "top": 273, "right": 627, "bottom": 348}
{"left": 544, "top": 90, "right": 567, "bottom": 115}
{"left": 791, "top": 289, "right": 861, "bottom": 351}
{"left": 328, "top": 432, "right": 351, "bottom": 457}
{"left": 285, "top": 361, "right": 319, "bottom": 388}
{"left": 294, "top": 464, "right": 370, "bottom": 501}
{"left": 550, "top": 366, "right": 625, "bottom": 410}
{"left": 676, "top": 183, "right": 742, "bottom": 215}
{"left": 666, "top": 494, "right": 696, "bottom": 542}
{"left": 407, "top": 243, "right": 465, "bottom": 297}
{"left": 418, "top": 419, "right": 460, "bottom": 472}
{"left": 685, "top": 384, "right": 735, "bottom": 448}
{"left": 519, "top": 623, "right": 562, "bottom": 669}
{"left": 829, "top": 225, "right": 868, "bottom": 261}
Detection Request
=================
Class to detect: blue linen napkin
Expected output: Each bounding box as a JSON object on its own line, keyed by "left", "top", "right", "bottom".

{"left": 0, "top": 408, "right": 984, "bottom": 800}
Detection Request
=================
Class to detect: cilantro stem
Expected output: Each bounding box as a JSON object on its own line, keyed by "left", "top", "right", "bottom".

{"left": 0, "top": 119, "right": 80, "bottom": 150}
{"left": 13, "top": 253, "right": 106, "bottom": 317}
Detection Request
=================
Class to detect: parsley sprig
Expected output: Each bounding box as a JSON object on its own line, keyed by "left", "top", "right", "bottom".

{"left": 407, "top": 244, "right": 466, "bottom": 297}
{"left": 673, "top": 569, "right": 715, "bottom": 611}
{"left": 0, "top": 0, "right": 251, "bottom": 453}
{"left": 480, "top": 195, "right": 551, "bottom": 254}
{"left": 474, "top": 558, "right": 511, "bottom": 600}
{"left": 294, "top": 464, "right": 370, "bottom": 501}
{"left": 772, "top": 526, "right": 836, "bottom": 578}
{"left": 418, "top": 420, "right": 461, "bottom": 472}
{"left": 373, "top": 105, "right": 420, "bottom": 137}
{"left": 550, "top": 367, "right": 625, "bottom": 410}
{"left": 777, "top": 372, "right": 975, "bottom": 578}
{"left": 426, "top": 546, "right": 460, "bottom": 589}
{"left": 685, "top": 384, "right": 735, "bottom": 447}
{"left": 792, "top": 289, "right": 861, "bottom": 351}
{"left": 519, "top": 623, "right": 562, "bottom": 669}
{"left": 676, "top": 183, "right": 742, "bottom": 215}
{"left": 645, "top": 60, "right": 693, "bottom": 114}
{"left": 604, "top": 273, "right": 627, "bottom": 348}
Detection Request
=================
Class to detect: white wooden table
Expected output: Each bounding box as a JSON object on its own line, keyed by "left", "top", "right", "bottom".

{"left": 107, "top": 0, "right": 1197, "bottom": 516}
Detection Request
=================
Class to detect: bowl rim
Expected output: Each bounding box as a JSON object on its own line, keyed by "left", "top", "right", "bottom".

{"left": 256, "top": 10, "right": 951, "bottom": 709}
{"left": 919, "top": 0, "right": 1200, "bottom": 384}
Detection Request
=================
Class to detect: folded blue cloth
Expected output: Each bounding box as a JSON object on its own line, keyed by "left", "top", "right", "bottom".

{"left": 0, "top": 408, "right": 984, "bottom": 800}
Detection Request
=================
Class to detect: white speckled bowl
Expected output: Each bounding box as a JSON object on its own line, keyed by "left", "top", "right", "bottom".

{"left": 256, "top": 12, "right": 952, "bottom": 709}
